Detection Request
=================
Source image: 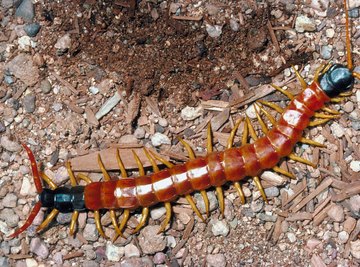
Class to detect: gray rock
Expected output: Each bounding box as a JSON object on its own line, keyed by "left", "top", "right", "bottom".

{"left": 24, "top": 23, "right": 41, "bottom": 37}
{"left": 138, "top": 225, "right": 166, "bottom": 254}
{"left": 258, "top": 213, "right": 277, "bottom": 222}
{"left": 83, "top": 260, "right": 99, "bottom": 267}
{"left": 56, "top": 213, "right": 72, "bottom": 224}
{"left": 206, "top": 254, "right": 226, "bottom": 267}
{"left": 350, "top": 240, "right": 360, "bottom": 259}
{"left": 150, "top": 206, "right": 166, "bottom": 220}
{"left": 95, "top": 91, "right": 121, "bottom": 120}
{"left": 264, "top": 187, "right": 280, "bottom": 198}
{"left": 54, "top": 34, "right": 72, "bottom": 55}
{"left": 0, "top": 257, "right": 9, "bottom": 267}
{"left": 0, "top": 208, "right": 19, "bottom": 227}
{"left": 229, "top": 18, "right": 239, "bottom": 31}
{"left": 15, "top": 0, "right": 35, "bottom": 22}
{"left": 0, "top": 136, "right": 21, "bottom": 152}
{"left": 6, "top": 54, "right": 39, "bottom": 86}
{"left": 195, "top": 191, "right": 218, "bottom": 214}
{"left": 134, "top": 127, "right": 146, "bottom": 139}
{"left": 349, "top": 195, "right": 360, "bottom": 216}
{"left": 251, "top": 199, "right": 264, "bottom": 213}
{"left": 2, "top": 193, "right": 17, "bottom": 208}
{"left": 206, "top": 24, "right": 223, "bottom": 38}
{"left": 83, "top": 223, "right": 99, "bottom": 241}
{"left": 120, "top": 257, "right": 154, "bottom": 267}
{"left": 153, "top": 252, "right": 166, "bottom": 264}
{"left": 327, "top": 204, "right": 344, "bottom": 222}
{"left": 320, "top": 45, "right": 332, "bottom": 60}
{"left": 1, "top": 0, "right": 14, "bottom": 9}
{"left": 158, "top": 118, "right": 168, "bottom": 127}
{"left": 105, "top": 243, "right": 124, "bottom": 262}
{"left": 0, "top": 122, "right": 5, "bottom": 133}
{"left": 23, "top": 94, "right": 36, "bottom": 113}
{"left": 30, "top": 238, "right": 49, "bottom": 259}
{"left": 52, "top": 252, "right": 63, "bottom": 265}
{"left": 151, "top": 132, "right": 171, "bottom": 147}
{"left": 295, "top": 15, "right": 316, "bottom": 32}
{"left": 124, "top": 243, "right": 140, "bottom": 258}
{"left": 40, "top": 79, "right": 52, "bottom": 94}
{"left": 211, "top": 219, "right": 230, "bottom": 237}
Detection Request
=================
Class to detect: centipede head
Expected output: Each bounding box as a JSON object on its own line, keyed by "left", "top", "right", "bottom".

{"left": 319, "top": 0, "right": 360, "bottom": 98}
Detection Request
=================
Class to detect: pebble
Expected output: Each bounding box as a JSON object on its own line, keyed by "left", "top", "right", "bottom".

{"left": 295, "top": 15, "right": 316, "bottom": 32}
{"left": 320, "top": 45, "right": 332, "bottom": 60}
{"left": 338, "top": 231, "right": 349, "bottom": 244}
{"left": 83, "top": 260, "right": 99, "bottom": 267}
{"left": 245, "top": 104, "right": 257, "bottom": 119}
{"left": 153, "top": 252, "right": 166, "bottom": 264}
{"left": 287, "top": 232, "right": 296, "bottom": 243}
{"left": 327, "top": 204, "right": 344, "bottom": 222}
{"left": 306, "top": 238, "right": 321, "bottom": 250}
{"left": 351, "top": 240, "right": 360, "bottom": 259}
{"left": 0, "top": 122, "right": 5, "bottom": 133}
{"left": 24, "top": 23, "right": 41, "bottom": 37}
{"left": 158, "top": 117, "right": 168, "bottom": 127}
{"left": 25, "top": 258, "right": 37, "bottom": 267}
{"left": 206, "top": 24, "right": 223, "bottom": 38}
{"left": 181, "top": 106, "right": 202, "bottom": 121}
{"left": 1, "top": 136, "right": 21, "bottom": 152}
{"left": 119, "top": 134, "right": 138, "bottom": 144}
{"left": 325, "top": 28, "right": 335, "bottom": 38}
{"left": 343, "top": 101, "right": 354, "bottom": 113}
{"left": 195, "top": 191, "right": 218, "bottom": 213}
{"left": 40, "top": 79, "right": 52, "bottom": 94}
{"left": 211, "top": 219, "right": 230, "bottom": 237}
{"left": 350, "top": 161, "right": 360, "bottom": 172}
{"left": 330, "top": 122, "right": 345, "bottom": 138}
{"left": 23, "top": 94, "right": 36, "bottom": 113}
{"left": 151, "top": 132, "right": 171, "bottom": 147}
{"left": 95, "top": 91, "right": 121, "bottom": 120}
{"left": 264, "top": 187, "right": 280, "bottom": 198}
{"left": 206, "top": 254, "right": 226, "bottom": 267}
{"left": 30, "top": 238, "right": 49, "bottom": 259}
{"left": 224, "top": 199, "right": 234, "bottom": 221}
{"left": 150, "top": 206, "right": 166, "bottom": 220}
{"left": 56, "top": 213, "right": 72, "bottom": 224}
{"left": 124, "top": 243, "right": 140, "bottom": 258}
{"left": 0, "top": 208, "right": 19, "bottom": 227}
{"left": 53, "top": 252, "right": 63, "bottom": 265}
{"left": 2, "top": 193, "right": 17, "bottom": 208}
{"left": 55, "top": 33, "right": 72, "bottom": 55}
{"left": 5, "top": 54, "right": 39, "bottom": 86}
{"left": 344, "top": 217, "right": 356, "bottom": 233}
{"left": 258, "top": 213, "right": 277, "bottom": 222}
{"left": 357, "top": 90, "right": 360, "bottom": 103}
{"left": 120, "top": 257, "right": 153, "bottom": 267}
{"left": 251, "top": 199, "right": 264, "bottom": 213}
{"left": 89, "top": 86, "right": 99, "bottom": 94}
{"left": 349, "top": 0, "right": 360, "bottom": 9}
{"left": 1, "top": 0, "right": 14, "bottom": 9}
{"left": 229, "top": 18, "right": 239, "bottom": 31}
{"left": 15, "top": 0, "right": 34, "bottom": 22}
{"left": 138, "top": 225, "right": 166, "bottom": 254}
{"left": 349, "top": 195, "right": 360, "bottom": 215}
{"left": 134, "top": 127, "right": 146, "bottom": 139}
{"left": 167, "top": 236, "right": 176, "bottom": 248}
{"left": 105, "top": 243, "right": 124, "bottom": 261}
{"left": 83, "top": 224, "right": 99, "bottom": 241}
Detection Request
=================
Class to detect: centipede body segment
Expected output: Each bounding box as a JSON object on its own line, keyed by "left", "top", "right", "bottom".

{"left": 9, "top": 0, "right": 360, "bottom": 241}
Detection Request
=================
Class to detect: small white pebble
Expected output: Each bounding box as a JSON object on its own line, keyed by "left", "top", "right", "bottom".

{"left": 350, "top": 161, "right": 360, "bottom": 172}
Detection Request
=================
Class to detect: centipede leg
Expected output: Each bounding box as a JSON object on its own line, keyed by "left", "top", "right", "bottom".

{"left": 309, "top": 119, "right": 331, "bottom": 127}
{"left": 314, "top": 113, "right": 340, "bottom": 119}
{"left": 271, "top": 83, "right": 294, "bottom": 100}
{"left": 288, "top": 153, "right": 316, "bottom": 168}
{"left": 258, "top": 100, "right": 284, "bottom": 113}
{"left": 36, "top": 209, "right": 59, "bottom": 233}
{"left": 321, "top": 107, "right": 340, "bottom": 115}
{"left": 292, "top": 66, "right": 308, "bottom": 89}
{"left": 94, "top": 210, "right": 108, "bottom": 239}
{"left": 66, "top": 161, "right": 79, "bottom": 236}
{"left": 40, "top": 172, "right": 57, "bottom": 190}
{"left": 299, "top": 138, "right": 326, "bottom": 148}
{"left": 132, "top": 207, "right": 149, "bottom": 234}
{"left": 158, "top": 202, "right": 172, "bottom": 234}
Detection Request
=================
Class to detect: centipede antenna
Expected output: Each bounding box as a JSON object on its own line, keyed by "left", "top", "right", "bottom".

{"left": 8, "top": 201, "right": 42, "bottom": 238}
{"left": 292, "top": 66, "right": 308, "bottom": 89}
{"left": 132, "top": 207, "right": 149, "bottom": 234}
{"left": 344, "top": 0, "right": 353, "bottom": 70}
{"left": 22, "top": 144, "right": 43, "bottom": 193}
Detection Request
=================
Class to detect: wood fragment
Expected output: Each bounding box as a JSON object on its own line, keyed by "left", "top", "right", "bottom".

{"left": 84, "top": 107, "right": 99, "bottom": 126}
{"left": 290, "top": 178, "right": 332, "bottom": 213}
{"left": 344, "top": 219, "right": 360, "bottom": 258}
{"left": 8, "top": 254, "right": 32, "bottom": 260}
{"left": 126, "top": 93, "right": 141, "bottom": 124}
{"left": 271, "top": 216, "right": 284, "bottom": 243}
{"left": 63, "top": 251, "right": 84, "bottom": 260}
{"left": 286, "top": 212, "right": 313, "bottom": 221}
{"left": 311, "top": 254, "right": 327, "bottom": 267}
{"left": 233, "top": 71, "right": 250, "bottom": 91}
{"left": 210, "top": 108, "right": 230, "bottom": 132}
{"left": 331, "top": 181, "right": 360, "bottom": 202}
{"left": 312, "top": 196, "right": 331, "bottom": 218}
{"left": 313, "top": 202, "right": 334, "bottom": 226}
{"left": 266, "top": 20, "right": 280, "bottom": 52}
{"left": 172, "top": 15, "right": 202, "bottom": 21}
{"left": 63, "top": 100, "right": 84, "bottom": 114}
{"left": 282, "top": 179, "right": 307, "bottom": 208}
{"left": 144, "top": 96, "right": 161, "bottom": 117}
{"left": 51, "top": 72, "right": 78, "bottom": 95}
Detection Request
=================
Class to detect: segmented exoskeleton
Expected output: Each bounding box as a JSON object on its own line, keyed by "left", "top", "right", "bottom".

{"left": 9, "top": 0, "right": 360, "bottom": 241}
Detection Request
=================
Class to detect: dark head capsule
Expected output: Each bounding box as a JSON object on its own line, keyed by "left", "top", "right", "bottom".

{"left": 318, "top": 64, "right": 354, "bottom": 97}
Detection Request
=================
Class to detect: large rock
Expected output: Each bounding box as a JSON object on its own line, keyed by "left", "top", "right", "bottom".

{"left": 6, "top": 54, "right": 39, "bottom": 86}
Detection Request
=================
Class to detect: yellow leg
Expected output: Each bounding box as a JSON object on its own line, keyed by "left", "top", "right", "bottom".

{"left": 143, "top": 148, "right": 160, "bottom": 173}
{"left": 245, "top": 116, "right": 258, "bottom": 141}
{"left": 69, "top": 211, "right": 79, "bottom": 236}
{"left": 330, "top": 97, "right": 344, "bottom": 103}
{"left": 185, "top": 195, "right": 205, "bottom": 222}
{"left": 253, "top": 176, "right": 268, "bottom": 203}
{"left": 207, "top": 123, "right": 213, "bottom": 153}
{"left": 272, "top": 166, "right": 295, "bottom": 179}
{"left": 314, "top": 113, "right": 340, "bottom": 119}
{"left": 227, "top": 119, "right": 242, "bottom": 149}
{"left": 234, "top": 182, "right": 245, "bottom": 204}
{"left": 36, "top": 209, "right": 59, "bottom": 232}
{"left": 271, "top": 83, "right": 294, "bottom": 100}
{"left": 149, "top": 150, "right": 174, "bottom": 168}
{"left": 339, "top": 92, "right": 353, "bottom": 97}
{"left": 200, "top": 190, "right": 210, "bottom": 217}
{"left": 94, "top": 210, "right": 108, "bottom": 239}
{"left": 40, "top": 172, "right": 57, "bottom": 190}
{"left": 288, "top": 153, "right": 316, "bottom": 168}
{"left": 258, "top": 100, "right": 284, "bottom": 113}
{"left": 116, "top": 149, "right": 128, "bottom": 178}
{"left": 321, "top": 107, "right": 340, "bottom": 115}
{"left": 178, "top": 138, "right": 196, "bottom": 159}
{"left": 292, "top": 66, "right": 307, "bottom": 89}
{"left": 132, "top": 150, "right": 145, "bottom": 176}
{"left": 158, "top": 202, "right": 172, "bottom": 233}
{"left": 300, "top": 137, "right": 326, "bottom": 148}
{"left": 254, "top": 105, "right": 269, "bottom": 134}
{"left": 309, "top": 119, "right": 330, "bottom": 127}
{"left": 241, "top": 118, "right": 249, "bottom": 146}
{"left": 256, "top": 103, "right": 276, "bottom": 125}
{"left": 77, "top": 173, "right": 93, "bottom": 184}
{"left": 98, "top": 154, "right": 111, "bottom": 181}
{"left": 66, "top": 162, "right": 77, "bottom": 186}
{"left": 216, "top": 186, "right": 225, "bottom": 217}
{"left": 132, "top": 207, "right": 149, "bottom": 234}
{"left": 110, "top": 210, "right": 123, "bottom": 237}
{"left": 113, "top": 209, "right": 130, "bottom": 242}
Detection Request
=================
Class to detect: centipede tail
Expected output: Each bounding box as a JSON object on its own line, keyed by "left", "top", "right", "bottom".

{"left": 9, "top": 0, "right": 359, "bottom": 240}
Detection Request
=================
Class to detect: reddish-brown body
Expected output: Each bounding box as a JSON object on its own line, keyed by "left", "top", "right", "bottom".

{"left": 84, "top": 82, "right": 330, "bottom": 211}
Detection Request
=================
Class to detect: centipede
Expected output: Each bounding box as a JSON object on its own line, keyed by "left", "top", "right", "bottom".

{"left": 8, "top": 0, "right": 360, "bottom": 243}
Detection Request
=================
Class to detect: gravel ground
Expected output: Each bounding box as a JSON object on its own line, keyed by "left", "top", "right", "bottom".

{"left": 0, "top": 0, "right": 360, "bottom": 266}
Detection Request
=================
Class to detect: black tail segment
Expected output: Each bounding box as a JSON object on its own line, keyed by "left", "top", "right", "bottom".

{"left": 8, "top": 144, "right": 43, "bottom": 238}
